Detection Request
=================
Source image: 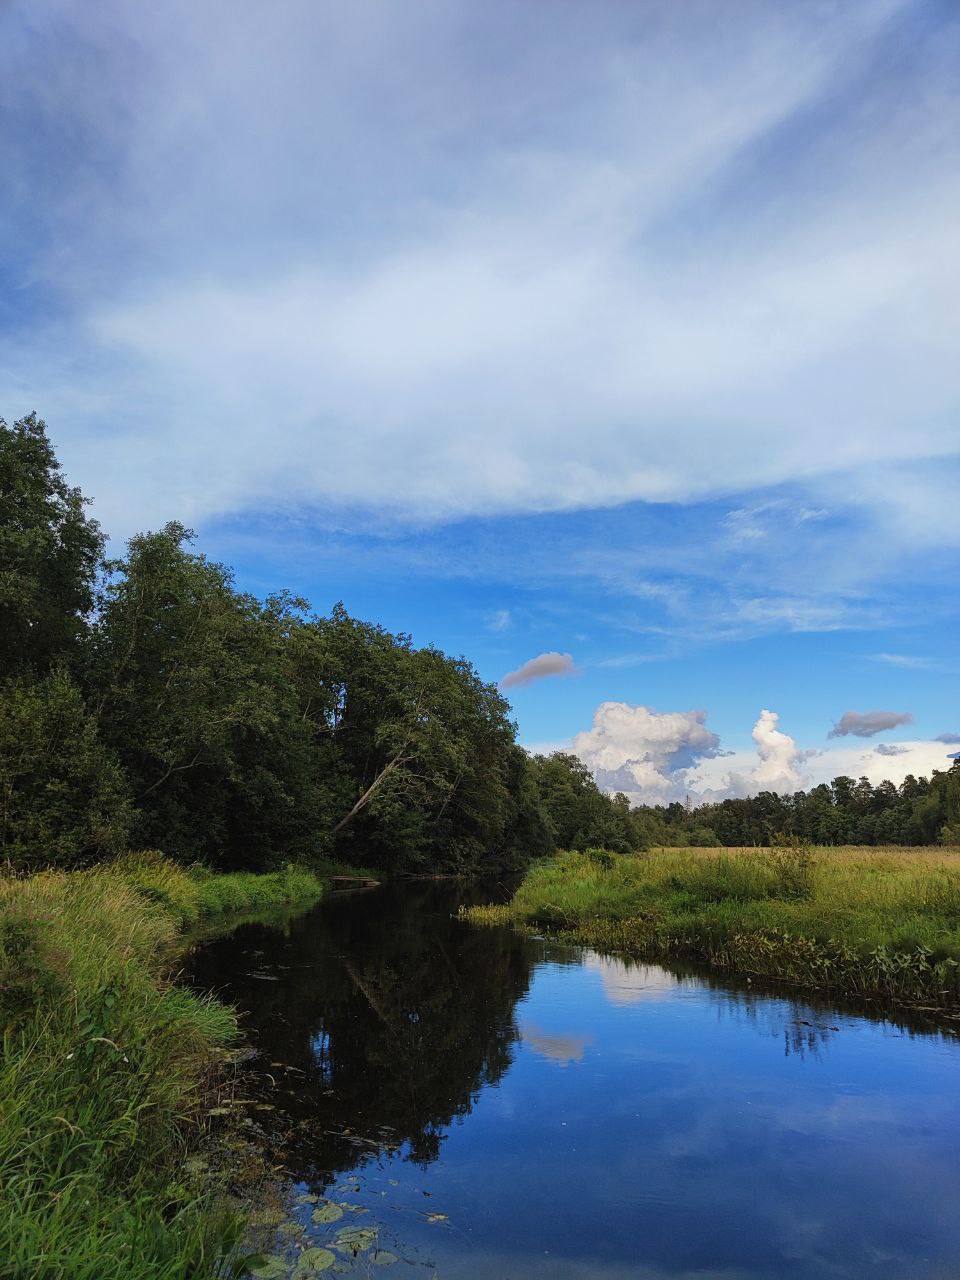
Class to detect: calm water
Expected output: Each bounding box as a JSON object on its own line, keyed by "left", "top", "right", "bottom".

{"left": 188, "top": 881, "right": 960, "bottom": 1279}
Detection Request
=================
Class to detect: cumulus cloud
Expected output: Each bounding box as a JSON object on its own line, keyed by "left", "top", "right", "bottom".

{"left": 936, "top": 732, "right": 960, "bottom": 744}
{"left": 541, "top": 703, "right": 954, "bottom": 805}
{"left": 716, "top": 709, "right": 811, "bottom": 797}
{"left": 500, "top": 652, "right": 579, "bottom": 690}
{"left": 572, "top": 703, "right": 722, "bottom": 804}
{"left": 828, "top": 709, "right": 914, "bottom": 738}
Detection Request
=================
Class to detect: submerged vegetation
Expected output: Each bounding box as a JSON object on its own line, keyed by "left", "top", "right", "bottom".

{"left": 469, "top": 844, "right": 960, "bottom": 1009}
{"left": 0, "top": 856, "right": 323, "bottom": 1279}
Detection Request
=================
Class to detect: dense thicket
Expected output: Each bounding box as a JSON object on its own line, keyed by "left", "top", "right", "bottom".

{"left": 0, "top": 415, "right": 551, "bottom": 875}
{"left": 531, "top": 751, "right": 960, "bottom": 851}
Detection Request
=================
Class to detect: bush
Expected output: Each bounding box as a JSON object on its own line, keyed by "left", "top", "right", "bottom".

{"left": 768, "top": 834, "right": 815, "bottom": 900}
{"left": 0, "top": 670, "right": 131, "bottom": 870}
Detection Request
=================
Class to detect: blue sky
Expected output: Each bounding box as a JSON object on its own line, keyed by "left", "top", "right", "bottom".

{"left": 2, "top": 0, "right": 958, "bottom": 801}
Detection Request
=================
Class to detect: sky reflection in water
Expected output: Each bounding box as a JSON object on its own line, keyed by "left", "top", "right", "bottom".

{"left": 188, "top": 883, "right": 960, "bottom": 1279}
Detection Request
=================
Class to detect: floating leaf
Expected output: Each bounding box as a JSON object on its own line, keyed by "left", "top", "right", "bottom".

{"left": 338, "top": 1202, "right": 368, "bottom": 1214}
{"left": 244, "top": 1255, "right": 288, "bottom": 1278}
{"left": 334, "top": 1226, "right": 379, "bottom": 1254}
{"left": 371, "top": 1251, "right": 398, "bottom": 1266}
{"left": 297, "top": 1194, "right": 319, "bottom": 1205}
{"left": 424, "top": 1213, "right": 448, "bottom": 1224}
{"left": 293, "top": 1247, "right": 336, "bottom": 1275}
{"left": 311, "top": 1203, "right": 344, "bottom": 1225}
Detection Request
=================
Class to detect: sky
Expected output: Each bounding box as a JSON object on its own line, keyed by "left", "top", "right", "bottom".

{"left": 2, "top": 0, "right": 958, "bottom": 804}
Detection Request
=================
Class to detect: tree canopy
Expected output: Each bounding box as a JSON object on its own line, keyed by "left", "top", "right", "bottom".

{"left": 1, "top": 413, "right": 954, "bottom": 874}
{"left": 0, "top": 415, "right": 551, "bottom": 874}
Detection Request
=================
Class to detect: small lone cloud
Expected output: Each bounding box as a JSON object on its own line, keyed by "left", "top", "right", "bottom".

{"left": 828, "top": 709, "right": 913, "bottom": 738}
{"left": 935, "top": 732, "right": 960, "bottom": 744}
{"left": 487, "top": 609, "right": 512, "bottom": 632}
{"left": 875, "top": 743, "right": 908, "bottom": 757}
{"left": 870, "top": 653, "right": 934, "bottom": 670}
{"left": 500, "top": 651, "right": 579, "bottom": 690}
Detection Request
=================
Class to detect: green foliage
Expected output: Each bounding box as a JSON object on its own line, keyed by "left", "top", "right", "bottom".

{"left": 529, "top": 753, "right": 635, "bottom": 852}
{"left": 0, "top": 414, "right": 104, "bottom": 678}
{"left": 0, "top": 668, "right": 131, "bottom": 869}
{"left": 636, "top": 767, "right": 960, "bottom": 849}
{"left": 0, "top": 858, "right": 323, "bottom": 1277}
{"left": 470, "top": 846, "right": 960, "bottom": 1009}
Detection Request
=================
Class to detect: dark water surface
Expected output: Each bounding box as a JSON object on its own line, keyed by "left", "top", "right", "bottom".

{"left": 187, "top": 881, "right": 960, "bottom": 1279}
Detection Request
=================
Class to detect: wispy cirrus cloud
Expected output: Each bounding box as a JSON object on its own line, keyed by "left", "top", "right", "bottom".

{"left": 2, "top": 0, "right": 959, "bottom": 553}
{"left": 870, "top": 652, "right": 936, "bottom": 670}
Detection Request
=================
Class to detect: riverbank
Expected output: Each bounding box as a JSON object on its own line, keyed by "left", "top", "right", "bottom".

{"left": 0, "top": 855, "right": 324, "bottom": 1279}
{"left": 467, "top": 846, "right": 960, "bottom": 1010}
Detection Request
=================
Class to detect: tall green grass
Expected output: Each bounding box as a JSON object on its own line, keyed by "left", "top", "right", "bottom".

{"left": 0, "top": 856, "right": 324, "bottom": 1279}
{"left": 468, "top": 846, "right": 960, "bottom": 1009}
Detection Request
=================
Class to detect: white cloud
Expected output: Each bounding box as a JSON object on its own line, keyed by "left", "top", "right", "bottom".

{"left": 572, "top": 703, "right": 722, "bottom": 804}
{"left": 804, "top": 741, "right": 958, "bottom": 787}
{"left": 870, "top": 653, "right": 935, "bottom": 670}
{"left": 500, "top": 651, "right": 579, "bottom": 690}
{"left": 719, "top": 709, "right": 811, "bottom": 798}
{"left": 2, "top": 0, "right": 959, "bottom": 546}
{"left": 553, "top": 704, "right": 955, "bottom": 804}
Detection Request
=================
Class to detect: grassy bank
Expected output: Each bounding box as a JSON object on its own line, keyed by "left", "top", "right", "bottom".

{"left": 0, "top": 855, "right": 324, "bottom": 1280}
{"left": 468, "top": 846, "right": 960, "bottom": 1010}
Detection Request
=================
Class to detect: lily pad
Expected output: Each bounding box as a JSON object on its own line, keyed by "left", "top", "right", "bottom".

{"left": 244, "top": 1255, "right": 288, "bottom": 1278}
{"left": 297, "top": 1194, "right": 320, "bottom": 1205}
{"left": 293, "top": 1247, "right": 336, "bottom": 1275}
{"left": 311, "top": 1202, "right": 345, "bottom": 1225}
{"left": 333, "top": 1226, "right": 379, "bottom": 1255}
{"left": 371, "top": 1251, "right": 398, "bottom": 1266}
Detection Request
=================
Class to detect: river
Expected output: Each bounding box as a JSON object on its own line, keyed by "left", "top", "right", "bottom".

{"left": 187, "top": 880, "right": 960, "bottom": 1279}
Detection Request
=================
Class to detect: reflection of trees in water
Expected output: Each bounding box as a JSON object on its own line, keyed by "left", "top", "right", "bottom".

{"left": 188, "top": 880, "right": 536, "bottom": 1186}
{"left": 573, "top": 945, "right": 957, "bottom": 1062}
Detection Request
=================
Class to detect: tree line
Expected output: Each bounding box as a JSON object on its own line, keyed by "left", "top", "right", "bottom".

{"left": 0, "top": 414, "right": 552, "bottom": 875}
{"left": 528, "top": 751, "right": 960, "bottom": 851}
{"left": 4, "top": 413, "right": 956, "bottom": 875}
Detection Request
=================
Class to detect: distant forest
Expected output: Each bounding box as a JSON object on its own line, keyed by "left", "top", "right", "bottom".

{"left": 3, "top": 413, "right": 957, "bottom": 877}
{"left": 531, "top": 751, "right": 960, "bottom": 852}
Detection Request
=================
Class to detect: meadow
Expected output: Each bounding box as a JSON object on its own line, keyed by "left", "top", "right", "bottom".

{"left": 0, "top": 855, "right": 324, "bottom": 1280}
{"left": 468, "top": 845, "right": 960, "bottom": 1010}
